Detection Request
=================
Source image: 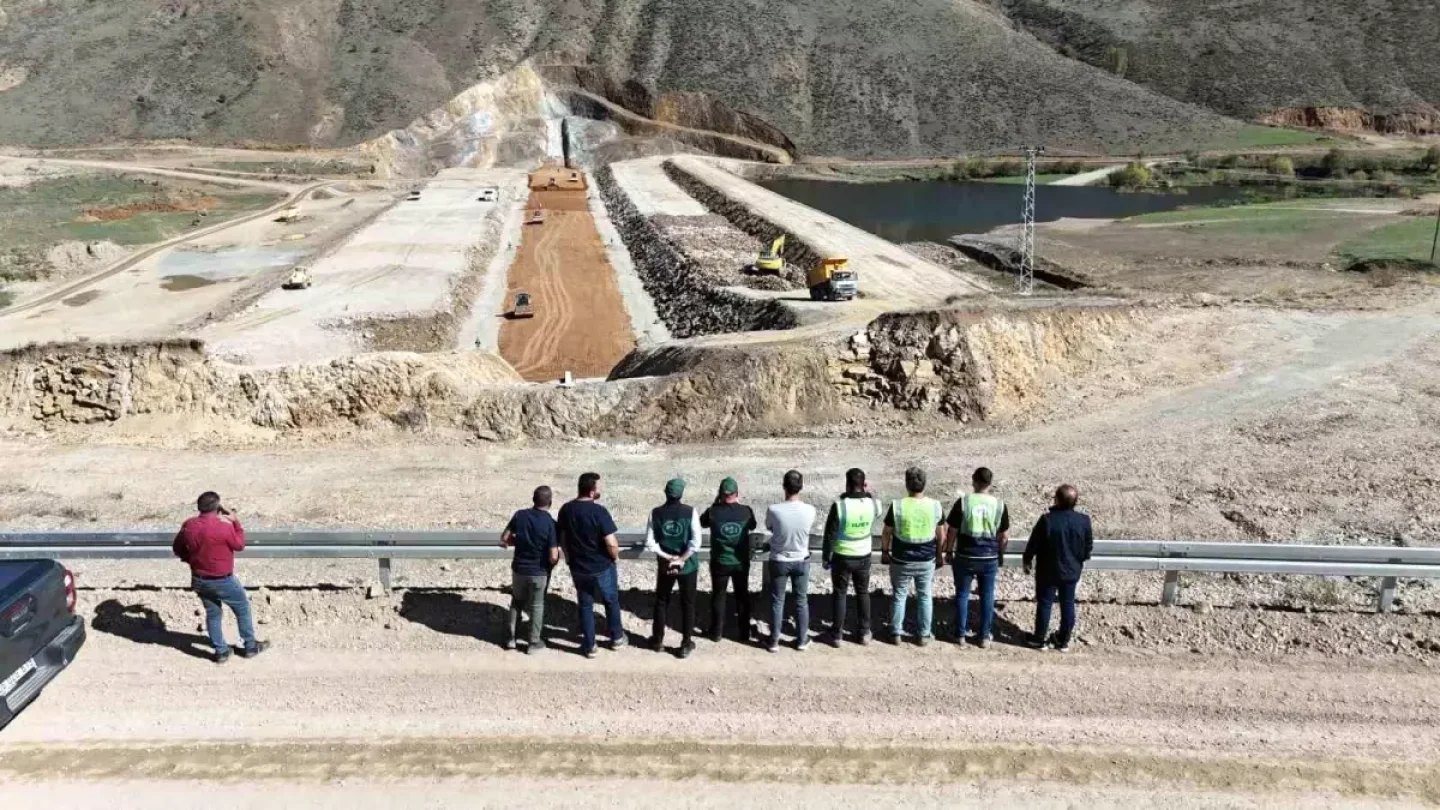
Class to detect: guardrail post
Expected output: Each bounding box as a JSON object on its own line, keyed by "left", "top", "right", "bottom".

{"left": 378, "top": 558, "right": 393, "bottom": 591}
{"left": 1161, "top": 570, "right": 1180, "bottom": 606}
{"left": 1377, "top": 576, "right": 1398, "bottom": 613}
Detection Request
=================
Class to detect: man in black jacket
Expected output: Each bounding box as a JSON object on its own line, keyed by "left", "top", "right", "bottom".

{"left": 645, "top": 478, "right": 702, "bottom": 658}
{"left": 701, "top": 477, "right": 757, "bottom": 643}
{"left": 1022, "top": 484, "right": 1093, "bottom": 652}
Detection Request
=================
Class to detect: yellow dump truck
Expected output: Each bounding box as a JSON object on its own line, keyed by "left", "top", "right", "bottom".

{"left": 807, "top": 257, "right": 858, "bottom": 301}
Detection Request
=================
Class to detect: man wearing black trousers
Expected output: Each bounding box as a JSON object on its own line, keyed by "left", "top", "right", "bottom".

{"left": 645, "top": 478, "right": 703, "bottom": 659}
{"left": 701, "top": 477, "right": 757, "bottom": 642}
{"left": 1022, "top": 484, "right": 1094, "bottom": 652}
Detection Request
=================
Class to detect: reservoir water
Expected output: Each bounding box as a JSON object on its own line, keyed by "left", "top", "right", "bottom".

{"left": 758, "top": 178, "right": 1253, "bottom": 243}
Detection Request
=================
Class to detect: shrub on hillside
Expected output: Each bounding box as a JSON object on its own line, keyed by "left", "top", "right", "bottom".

{"left": 1267, "top": 156, "right": 1296, "bottom": 177}
{"left": 1321, "top": 148, "right": 1352, "bottom": 177}
{"left": 1108, "top": 162, "right": 1153, "bottom": 189}
{"left": 992, "top": 159, "right": 1024, "bottom": 177}
{"left": 1423, "top": 146, "right": 1440, "bottom": 171}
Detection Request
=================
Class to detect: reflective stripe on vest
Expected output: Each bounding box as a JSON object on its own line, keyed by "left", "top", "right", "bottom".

{"left": 835, "top": 496, "right": 877, "bottom": 557}
{"left": 961, "top": 493, "right": 1004, "bottom": 539}
{"left": 895, "top": 497, "right": 940, "bottom": 543}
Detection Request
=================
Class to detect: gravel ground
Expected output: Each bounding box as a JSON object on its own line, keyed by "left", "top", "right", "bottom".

{"left": 5, "top": 604, "right": 1440, "bottom": 804}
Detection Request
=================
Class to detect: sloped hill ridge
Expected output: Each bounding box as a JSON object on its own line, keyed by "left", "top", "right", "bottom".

{"left": 0, "top": 0, "right": 1242, "bottom": 156}
{"left": 1003, "top": 0, "right": 1440, "bottom": 132}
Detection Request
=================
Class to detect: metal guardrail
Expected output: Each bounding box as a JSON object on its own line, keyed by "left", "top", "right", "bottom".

{"left": 0, "top": 532, "right": 1428, "bottom": 612}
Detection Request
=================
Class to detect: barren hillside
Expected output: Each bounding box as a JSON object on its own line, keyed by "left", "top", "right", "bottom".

{"left": 0, "top": 0, "right": 1246, "bottom": 157}
{"left": 1002, "top": 0, "right": 1440, "bottom": 132}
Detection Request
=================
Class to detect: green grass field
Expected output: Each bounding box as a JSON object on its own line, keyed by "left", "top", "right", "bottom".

{"left": 1205, "top": 125, "right": 1333, "bottom": 151}
{"left": 982, "top": 174, "right": 1073, "bottom": 185}
{"left": 1127, "top": 203, "right": 1355, "bottom": 228}
{"left": 1338, "top": 217, "right": 1440, "bottom": 264}
{"left": 0, "top": 174, "right": 280, "bottom": 281}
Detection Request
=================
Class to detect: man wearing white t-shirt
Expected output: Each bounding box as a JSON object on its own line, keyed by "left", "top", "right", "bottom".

{"left": 764, "top": 470, "right": 817, "bottom": 652}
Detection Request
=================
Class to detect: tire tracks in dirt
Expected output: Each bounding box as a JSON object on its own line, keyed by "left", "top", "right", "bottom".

{"left": 512, "top": 216, "right": 574, "bottom": 377}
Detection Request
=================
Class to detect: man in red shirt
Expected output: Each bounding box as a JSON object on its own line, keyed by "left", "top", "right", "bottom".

{"left": 172, "top": 491, "right": 268, "bottom": 663}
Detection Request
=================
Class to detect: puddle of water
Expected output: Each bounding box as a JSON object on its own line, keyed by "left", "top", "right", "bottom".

{"left": 161, "top": 275, "right": 217, "bottom": 291}
{"left": 61, "top": 290, "right": 102, "bottom": 307}
{"left": 159, "top": 246, "right": 304, "bottom": 279}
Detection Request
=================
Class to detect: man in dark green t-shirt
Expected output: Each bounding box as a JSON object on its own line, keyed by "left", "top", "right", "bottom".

{"left": 701, "top": 477, "right": 758, "bottom": 643}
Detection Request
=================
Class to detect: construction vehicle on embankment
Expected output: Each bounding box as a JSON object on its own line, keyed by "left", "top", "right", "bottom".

{"left": 807, "top": 257, "right": 858, "bottom": 301}
{"left": 754, "top": 235, "right": 786, "bottom": 274}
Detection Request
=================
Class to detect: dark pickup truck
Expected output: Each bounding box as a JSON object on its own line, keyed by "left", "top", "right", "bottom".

{"left": 0, "top": 560, "right": 84, "bottom": 731}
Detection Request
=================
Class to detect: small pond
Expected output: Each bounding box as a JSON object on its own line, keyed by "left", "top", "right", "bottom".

{"left": 758, "top": 178, "right": 1256, "bottom": 243}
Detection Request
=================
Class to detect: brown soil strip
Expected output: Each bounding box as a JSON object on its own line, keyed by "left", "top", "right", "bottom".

{"left": 1, "top": 738, "right": 1436, "bottom": 800}
{"left": 81, "top": 196, "right": 218, "bottom": 221}
{"left": 498, "top": 186, "right": 635, "bottom": 381}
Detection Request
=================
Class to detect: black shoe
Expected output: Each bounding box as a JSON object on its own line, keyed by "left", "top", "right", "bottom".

{"left": 583, "top": 647, "right": 597, "bottom": 659}
{"left": 648, "top": 636, "right": 664, "bottom": 652}
{"left": 526, "top": 642, "right": 546, "bottom": 655}
{"left": 1025, "top": 636, "right": 1046, "bottom": 650}
{"left": 824, "top": 632, "right": 841, "bottom": 648}
{"left": 885, "top": 632, "right": 901, "bottom": 646}
{"left": 214, "top": 649, "right": 232, "bottom": 665}
{"left": 503, "top": 638, "right": 518, "bottom": 651}
{"left": 706, "top": 630, "right": 722, "bottom": 643}
{"left": 239, "top": 640, "right": 269, "bottom": 659}
{"left": 678, "top": 640, "right": 695, "bottom": 659}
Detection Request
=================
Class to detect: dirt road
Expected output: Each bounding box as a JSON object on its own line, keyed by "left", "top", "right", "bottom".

{"left": 498, "top": 187, "right": 636, "bottom": 381}
{"left": 0, "top": 174, "right": 316, "bottom": 321}
{"left": 3, "top": 617, "right": 1438, "bottom": 806}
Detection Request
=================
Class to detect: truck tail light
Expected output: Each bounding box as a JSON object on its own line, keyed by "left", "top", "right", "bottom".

{"left": 63, "top": 567, "right": 77, "bottom": 613}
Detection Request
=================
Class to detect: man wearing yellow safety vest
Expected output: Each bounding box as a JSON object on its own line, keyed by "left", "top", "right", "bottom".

{"left": 880, "top": 467, "right": 945, "bottom": 646}
{"left": 943, "top": 467, "right": 1010, "bottom": 648}
{"left": 822, "top": 468, "right": 880, "bottom": 646}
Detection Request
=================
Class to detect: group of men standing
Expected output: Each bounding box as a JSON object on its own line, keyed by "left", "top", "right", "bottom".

{"left": 501, "top": 467, "right": 1094, "bottom": 658}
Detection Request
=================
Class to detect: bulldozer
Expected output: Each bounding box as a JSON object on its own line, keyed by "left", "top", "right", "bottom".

{"left": 754, "top": 235, "right": 786, "bottom": 274}
{"left": 510, "top": 291, "right": 534, "bottom": 319}
{"left": 806, "top": 257, "right": 858, "bottom": 301}
{"left": 281, "top": 267, "right": 312, "bottom": 290}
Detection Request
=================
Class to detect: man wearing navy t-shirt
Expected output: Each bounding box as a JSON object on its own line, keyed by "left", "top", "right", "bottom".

{"left": 502, "top": 485, "right": 559, "bottom": 653}
{"left": 558, "top": 472, "right": 628, "bottom": 658}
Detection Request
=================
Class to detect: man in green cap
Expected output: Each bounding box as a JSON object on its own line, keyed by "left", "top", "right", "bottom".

{"left": 645, "top": 477, "right": 703, "bottom": 658}
{"left": 701, "top": 477, "right": 758, "bottom": 642}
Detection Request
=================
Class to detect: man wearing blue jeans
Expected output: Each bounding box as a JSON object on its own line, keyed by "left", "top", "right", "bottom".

{"left": 764, "top": 470, "right": 817, "bottom": 652}
{"left": 558, "top": 472, "right": 627, "bottom": 658}
{"left": 944, "top": 468, "right": 1009, "bottom": 648}
{"left": 1023, "top": 484, "right": 1093, "bottom": 652}
{"left": 881, "top": 467, "right": 944, "bottom": 646}
{"left": 172, "top": 491, "right": 267, "bottom": 664}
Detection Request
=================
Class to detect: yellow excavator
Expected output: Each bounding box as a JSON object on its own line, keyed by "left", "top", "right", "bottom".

{"left": 754, "top": 235, "right": 786, "bottom": 274}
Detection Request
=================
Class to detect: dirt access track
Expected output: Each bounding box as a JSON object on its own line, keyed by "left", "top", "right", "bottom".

{"left": 499, "top": 185, "right": 635, "bottom": 381}
{"left": 4, "top": 586, "right": 1440, "bottom": 808}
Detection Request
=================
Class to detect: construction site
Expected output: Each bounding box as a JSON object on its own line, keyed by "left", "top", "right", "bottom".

{"left": 0, "top": 20, "right": 1438, "bottom": 806}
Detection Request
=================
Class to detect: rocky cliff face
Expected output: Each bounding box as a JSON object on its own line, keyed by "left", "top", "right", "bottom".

{"left": 0, "top": 0, "right": 1243, "bottom": 156}
{"left": 833, "top": 307, "right": 1141, "bottom": 422}
{"left": 0, "top": 337, "right": 840, "bottom": 442}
